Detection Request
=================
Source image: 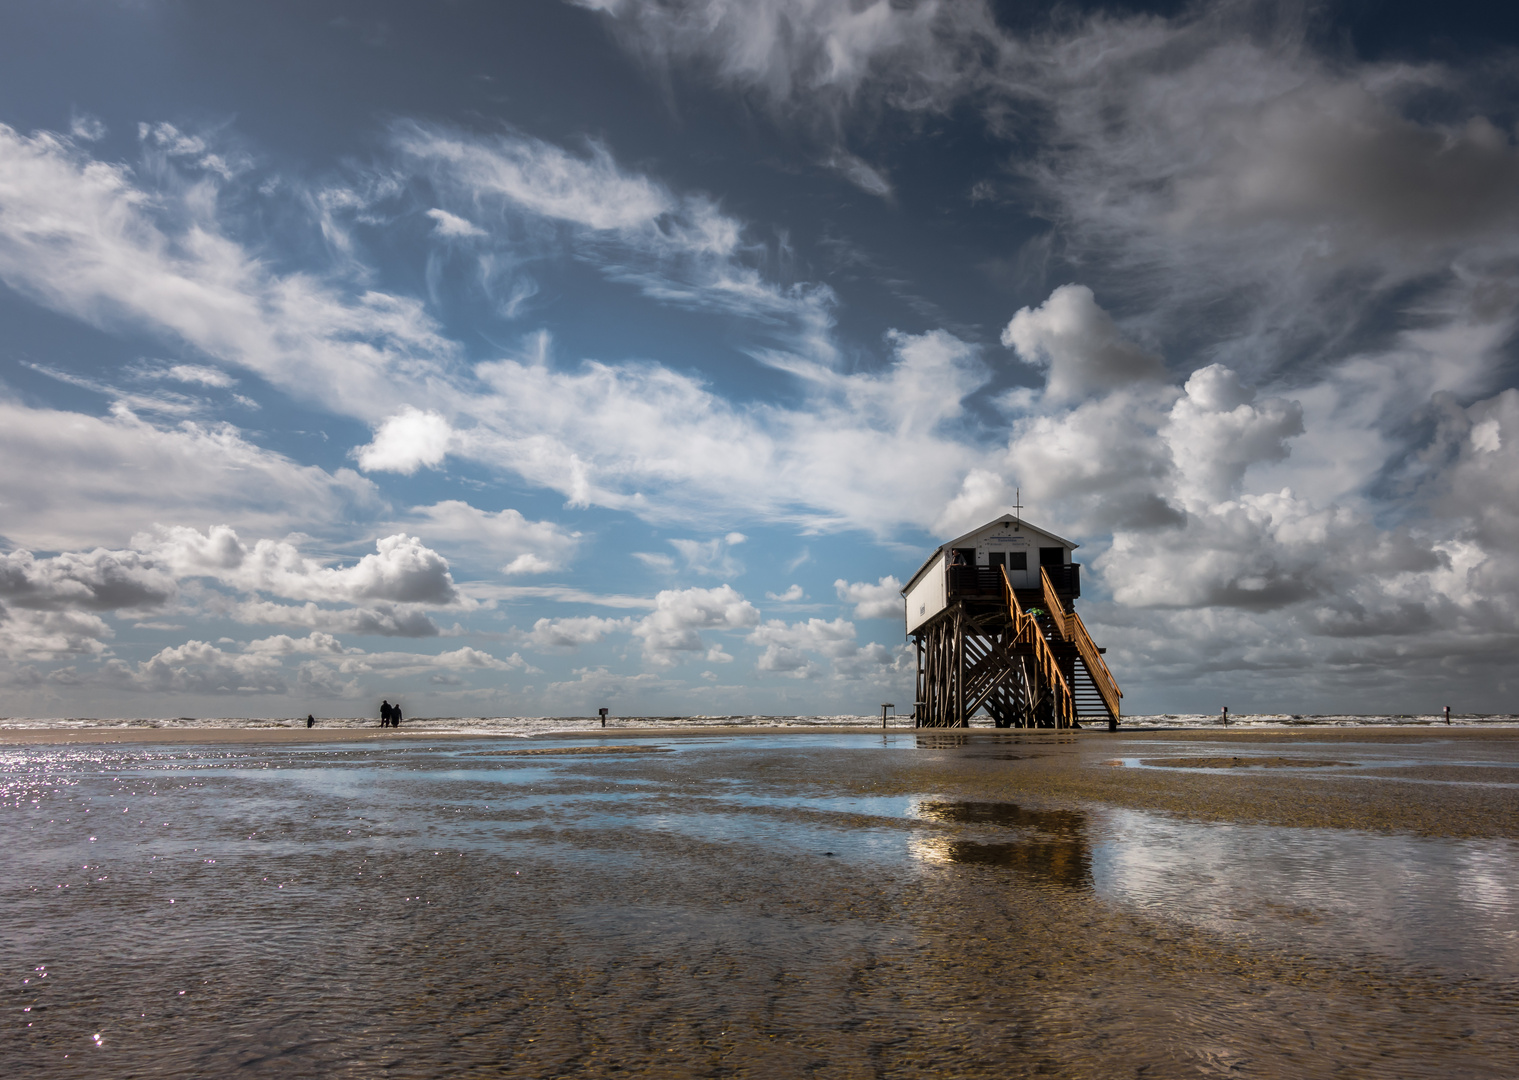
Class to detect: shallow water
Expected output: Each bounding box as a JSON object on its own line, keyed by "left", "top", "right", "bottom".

{"left": 4, "top": 734, "right": 1517, "bottom": 1077}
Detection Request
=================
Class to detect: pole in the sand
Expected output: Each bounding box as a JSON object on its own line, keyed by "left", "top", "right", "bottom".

{"left": 881, "top": 703, "right": 894, "bottom": 729}
{"left": 599, "top": 707, "right": 608, "bottom": 728}
{"left": 1445, "top": 705, "right": 1450, "bottom": 725}
{"left": 1222, "top": 705, "right": 1228, "bottom": 726}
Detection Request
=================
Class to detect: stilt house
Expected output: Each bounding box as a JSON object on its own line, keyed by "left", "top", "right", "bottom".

{"left": 901, "top": 515, "right": 1122, "bottom": 728}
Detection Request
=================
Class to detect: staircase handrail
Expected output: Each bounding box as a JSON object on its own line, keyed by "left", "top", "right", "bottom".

{"left": 1039, "top": 566, "right": 1070, "bottom": 639}
{"left": 1001, "top": 566, "right": 1073, "bottom": 723}
{"left": 1041, "top": 566, "right": 1122, "bottom": 722}
{"left": 1038, "top": 571, "right": 1124, "bottom": 723}
{"left": 1068, "top": 609, "right": 1122, "bottom": 721}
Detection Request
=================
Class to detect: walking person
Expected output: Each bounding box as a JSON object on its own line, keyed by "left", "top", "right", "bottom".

{"left": 380, "top": 700, "right": 393, "bottom": 728}
{"left": 391, "top": 703, "right": 403, "bottom": 728}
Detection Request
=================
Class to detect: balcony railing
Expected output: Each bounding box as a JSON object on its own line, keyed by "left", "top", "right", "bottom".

{"left": 948, "top": 562, "right": 1080, "bottom": 598}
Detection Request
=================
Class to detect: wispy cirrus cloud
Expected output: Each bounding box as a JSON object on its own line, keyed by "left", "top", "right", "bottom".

{"left": 0, "top": 123, "right": 459, "bottom": 420}
{"left": 393, "top": 120, "right": 839, "bottom": 350}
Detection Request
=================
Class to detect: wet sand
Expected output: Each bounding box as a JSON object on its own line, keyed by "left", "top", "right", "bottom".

{"left": 5, "top": 723, "right": 1516, "bottom": 837}
{"left": 4, "top": 728, "right": 1516, "bottom": 1076}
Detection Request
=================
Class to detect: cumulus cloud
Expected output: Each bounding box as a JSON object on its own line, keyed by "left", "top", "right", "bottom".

{"left": 522, "top": 615, "right": 634, "bottom": 651}
{"left": 1002, "top": 284, "right": 1167, "bottom": 404}
{"left": 0, "top": 527, "right": 466, "bottom": 669}
{"left": 231, "top": 600, "right": 444, "bottom": 638}
{"left": 0, "top": 607, "right": 115, "bottom": 663}
{"left": 747, "top": 615, "right": 901, "bottom": 679}
{"left": 833, "top": 575, "right": 903, "bottom": 619}
{"left": 406, "top": 501, "right": 581, "bottom": 575}
{"left": 1162, "top": 364, "right": 1304, "bottom": 509}
{"left": 356, "top": 407, "right": 454, "bottom": 474}
{"left": 0, "top": 547, "right": 175, "bottom": 613}
{"left": 143, "top": 528, "right": 460, "bottom": 607}
{"left": 632, "top": 584, "right": 760, "bottom": 666}
{"left": 98, "top": 634, "right": 524, "bottom": 695}
{"left": 103, "top": 640, "right": 286, "bottom": 695}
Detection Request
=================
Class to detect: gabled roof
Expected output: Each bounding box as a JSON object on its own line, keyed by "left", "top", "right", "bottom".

{"left": 900, "top": 515, "right": 1080, "bottom": 595}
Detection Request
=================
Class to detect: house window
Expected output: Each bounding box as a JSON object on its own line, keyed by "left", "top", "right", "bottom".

{"left": 1008, "top": 552, "right": 1027, "bottom": 571}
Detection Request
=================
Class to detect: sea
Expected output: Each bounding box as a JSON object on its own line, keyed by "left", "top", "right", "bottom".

{"left": 3, "top": 711, "right": 1516, "bottom": 733}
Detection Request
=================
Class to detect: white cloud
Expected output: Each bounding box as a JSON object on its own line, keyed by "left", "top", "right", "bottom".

{"left": 446, "top": 325, "right": 994, "bottom": 534}
{"left": 0, "top": 608, "right": 115, "bottom": 663}
{"left": 1002, "top": 284, "right": 1167, "bottom": 404}
{"left": 243, "top": 631, "right": 352, "bottom": 656}
{"left": 405, "top": 501, "right": 581, "bottom": 575}
{"left": 396, "top": 123, "right": 673, "bottom": 230}
{"left": 162, "top": 364, "right": 237, "bottom": 388}
{"left": 0, "top": 546, "right": 176, "bottom": 613}
{"left": 746, "top": 614, "right": 899, "bottom": 679}
{"left": 0, "top": 123, "right": 458, "bottom": 420}
{"left": 585, "top": 0, "right": 977, "bottom": 119}
{"left": 632, "top": 584, "right": 760, "bottom": 666}
{"left": 104, "top": 639, "right": 286, "bottom": 694}
{"left": 825, "top": 151, "right": 892, "bottom": 198}
{"left": 394, "top": 122, "right": 839, "bottom": 345}
{"left": 0, "top": 527, "right": 466, "bottom": 667}
{"left": 143, "top": 528, "right": 460, "bottom": 607}
{"left": 522, "top": 615, "right": 634, "bottom": 651}
{"left": 833, "top": 575, "right": 903, "bottom": 619}
{"left": 639, "top": 532, "right": 747, "bottom": 577}
{"left": 69, "top": 111, "right": 106, "bottom": 142}
{"left": 1162, "top": 364, "right": 1304, "bottom": 509}
{"left": 0, "top": 400, "right": 378, "bottom": 551}
{"left": 426, "top": 207, "right": 486, "bottom": 238}
{"left": 766, "top": 584, "right": 805, "bottom": 602}
{"left": 356, "top": 407, "right": 454, "bottom": 474}
{"left": 231, "top": 600, "right": 444, "bottom": 638}
{"left": 94, "top": 634, "right": 524, "bottom": 696}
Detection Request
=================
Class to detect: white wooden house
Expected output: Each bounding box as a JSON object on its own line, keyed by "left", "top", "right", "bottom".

{"left": 901, "top": 515, "right": 1120, "bottom": 728}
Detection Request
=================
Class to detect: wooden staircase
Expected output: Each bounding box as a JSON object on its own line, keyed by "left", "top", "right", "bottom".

{"left": 910, "top": 562, "right": 1123, "bottom": 729}
{"left": 1007, "top": 568, "right": 1122, "bottom": 729}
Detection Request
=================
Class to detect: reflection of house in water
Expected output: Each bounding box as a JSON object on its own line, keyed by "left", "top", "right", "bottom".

{"left": 911, "top": 800, "right": 1093, "bottom": 889}
{"left": 901, "top": 515, "right": 1122, "bottom": 728}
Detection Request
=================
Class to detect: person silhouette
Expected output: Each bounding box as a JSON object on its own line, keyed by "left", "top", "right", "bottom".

{"left": 306, "top": 714, "right": 315, "bottom": 729}
{"left": 391, "top": 703, "right": 403, "bottom": 728}
{"left": 380, "top": 700, "right": 393, "bottom": 727}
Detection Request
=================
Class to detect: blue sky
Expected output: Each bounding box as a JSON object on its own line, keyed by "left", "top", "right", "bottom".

{"left": 3, "top": 0, "right": 1519, "bottom": 718}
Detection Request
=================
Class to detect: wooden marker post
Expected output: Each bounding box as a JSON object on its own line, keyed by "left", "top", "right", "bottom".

{"left": 598, "top": 707, "right": 608, "bottom": 728}
{"left": 881, "top": 703, "right": 894, "bottom": 729}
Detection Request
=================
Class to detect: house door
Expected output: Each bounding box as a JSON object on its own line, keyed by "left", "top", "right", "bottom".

{"left": 1038, "top": 547, "right": 1062, "bottom": 587}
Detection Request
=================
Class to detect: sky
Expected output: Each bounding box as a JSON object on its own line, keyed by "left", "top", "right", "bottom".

{"left": 2, "top": 0, "right": 1519, "bottom": 719}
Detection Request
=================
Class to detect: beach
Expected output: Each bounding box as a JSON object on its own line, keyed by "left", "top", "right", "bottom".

{"left": 4, "top": 725, "right": 1516, "bottom": 1076}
